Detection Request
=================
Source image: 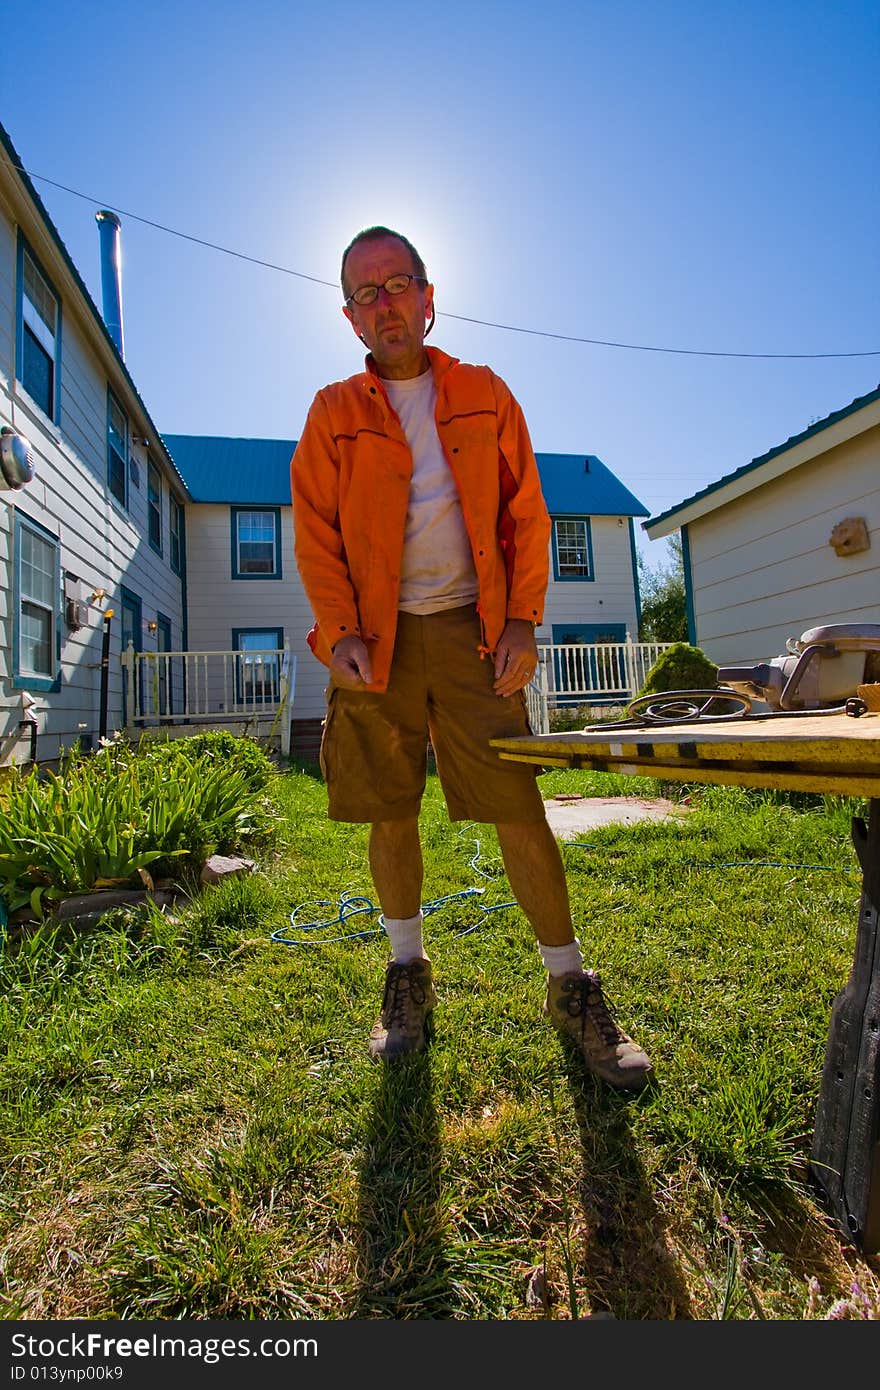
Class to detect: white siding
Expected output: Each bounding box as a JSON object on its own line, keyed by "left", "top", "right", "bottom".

{"left": 186, "top": 506, "right": 642, "bottom": 722}
{"left": 184, "top": 502, "right": 328, "bottom": 721}
{"left": 688, "top": 426, "right": 880, "bottom": 665}
{"left": 0, "top": 185, "right": 185, "bottom": 765}
{"left": 539, "top": 516, "right": 640, "bottom": 640}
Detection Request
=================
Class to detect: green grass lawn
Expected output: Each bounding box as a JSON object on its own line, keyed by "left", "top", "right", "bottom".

{"left": 1, "top": 762, "right": 878, "bottom": 1320}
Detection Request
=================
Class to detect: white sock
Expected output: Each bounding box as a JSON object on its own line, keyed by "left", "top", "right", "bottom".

{"left": 383, "top": 911, "right": 426, "bottom": 963}
{"left": 539, "top": 938, "right": 584, "bottom": 977}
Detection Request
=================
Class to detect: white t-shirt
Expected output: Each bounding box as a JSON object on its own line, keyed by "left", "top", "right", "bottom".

{"left": 382, "top": 368, "right": 479, "bottom": 614}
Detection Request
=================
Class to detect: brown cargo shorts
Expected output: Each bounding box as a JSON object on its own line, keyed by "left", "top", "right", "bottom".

{"left": 319, "top": 604, "right": 545, "bottom": 824}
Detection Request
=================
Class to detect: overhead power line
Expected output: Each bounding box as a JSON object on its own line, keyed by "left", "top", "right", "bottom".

{"left": 10, "top": 158, "right": 880, "bottom": 361}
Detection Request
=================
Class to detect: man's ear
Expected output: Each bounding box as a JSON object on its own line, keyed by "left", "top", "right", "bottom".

{"left": 423, "top": 283, "right": 436, "bottom": 338}
{"left": 342, "top": 303, "right": 365, "bottom": 342}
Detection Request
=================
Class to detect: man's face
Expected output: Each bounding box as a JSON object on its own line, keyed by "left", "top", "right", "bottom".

{"left": 342, "top": 234, "right": 434, "bottom": 379}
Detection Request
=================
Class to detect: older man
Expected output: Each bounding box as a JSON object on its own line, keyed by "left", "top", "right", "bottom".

{"left": 291, "top": 226, "right": 652, "bottom": 1090}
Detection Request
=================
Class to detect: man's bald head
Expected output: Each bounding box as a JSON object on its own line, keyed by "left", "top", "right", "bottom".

{"left": 340, "top": 226, "right": 427, "bottom": 298}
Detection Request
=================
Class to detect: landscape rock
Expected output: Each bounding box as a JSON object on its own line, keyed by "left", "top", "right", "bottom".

{"left": 199, "top": 854, "right": 256, "bottom": 884}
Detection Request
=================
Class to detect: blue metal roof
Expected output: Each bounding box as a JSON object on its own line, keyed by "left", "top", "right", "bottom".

{"left": 160, "top": 435, "right": 296, "bottom": 503}
{"left": 645, "top": 382, "right": 880, "bottom": 532}
{"left": 535, "top": 453, "right": 648, "bottom": 517}
{"left": 162, "top": 435, "right": 649, "bottom": 516}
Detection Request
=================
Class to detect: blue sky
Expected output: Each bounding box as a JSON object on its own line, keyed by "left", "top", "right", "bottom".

{"left": 6, "top": 0, "right": 878, "bottom": 563}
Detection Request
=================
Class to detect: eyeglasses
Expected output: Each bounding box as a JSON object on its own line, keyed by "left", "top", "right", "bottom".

{"left": 344, "top": 273, "right": 427, "bottom": 308}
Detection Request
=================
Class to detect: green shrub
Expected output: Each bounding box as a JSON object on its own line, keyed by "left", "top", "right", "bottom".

{"left": 548, "top": 702, "right": 627, "bottom": 732}
{"left": 106, "top": 731, "right": 276, "bottom": 791}
{"left": 0, "top": 739, "right": 279, "bottom": 918}
{"left": 638, "top": 642, "right": 719, "bottom": 697}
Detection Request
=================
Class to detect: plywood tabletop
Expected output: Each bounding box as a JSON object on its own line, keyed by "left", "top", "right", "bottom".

{"left": 490, "top": 710, "right": 880, "bottom": 796}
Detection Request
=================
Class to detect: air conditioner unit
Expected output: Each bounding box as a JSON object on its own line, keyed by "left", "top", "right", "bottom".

{"left": 65, "top": 597, "right": 86, "bottom": 631}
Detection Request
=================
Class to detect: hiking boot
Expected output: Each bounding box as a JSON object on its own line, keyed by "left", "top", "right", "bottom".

{"left": 544, "top": 970, "right": 653, "bottom": 1091}
{"left": 369, "top": 957, "right": 436, "bottom": 1060}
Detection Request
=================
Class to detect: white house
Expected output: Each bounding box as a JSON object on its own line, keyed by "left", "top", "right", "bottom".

{"left": 0, "top": 116, "right": 649, "bottom": 765}
{"left": 0, "top": 120, "right": 189, "bottom": 767}
{"left": 643, "top": 385, "right": 880, "bottom": 667}
{"left": 162, "top": 434, "right": 650, "bottom": 744}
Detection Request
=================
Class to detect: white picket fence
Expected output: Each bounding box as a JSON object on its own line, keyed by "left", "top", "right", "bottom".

{"left": 527, "top": 637, "right": 673, "bottom": 733}
{"left": 120, "top": 643, "right": 295, "bottom": 756}
{"left": 121, "top": 635, "right": 670, "bottom": 749}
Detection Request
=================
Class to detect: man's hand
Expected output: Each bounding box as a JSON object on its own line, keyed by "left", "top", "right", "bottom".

{"left": 493, "top": 618, "right": 539, "bottom": 697}
{"left": 330, "top": 634, "right": 373, "bottom": 689}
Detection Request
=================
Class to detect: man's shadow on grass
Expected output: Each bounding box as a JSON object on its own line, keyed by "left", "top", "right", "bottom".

{"left": 348, "top": 1052, "right": 451, "bottom": 1318}
{"left": 557, "top": 1045, "right": 695, "bottom": 1320}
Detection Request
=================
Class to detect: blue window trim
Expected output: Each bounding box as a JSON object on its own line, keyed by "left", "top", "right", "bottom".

{"left": 551, "top": 622, "right": 627, "bottom": 643}
{"left": 107, "top": 385, "right": 128, "bottom": 510}
{"left": 230, "top": 506, "right": 283, "bottom": 580}
{"left": 169, "top": 494, "right": 185, "bottom": 576}
{"left": 550, "top": 622, "right": 627, "bottom": 706}
{"left": 628, "top": 518, "right": 643, "bottom": 631}
{"left": 551, "top": 515, "right": 594, "bottom": 582}
{"left": 232, "top": 627, "right": 284, "bottom": 648}
{"left": 155, "top": 612, "right": 173, "bottom": 717}
{"left": 680, "top": 524, "right": 697, "bottom": 645}
{"left": 120, "top": 586, "right": 143, "bottom": 726}
{"left": 232, "top": 626, "right": 284, "bottom": 704}
{"left": 147, "top": 458, "right": 163, "bottom": 556}
{"left": 15, "top": 232, "right": 62, "bottom": 424}
{"left": 11, "top": 509, "right": 62, "bottom": 693}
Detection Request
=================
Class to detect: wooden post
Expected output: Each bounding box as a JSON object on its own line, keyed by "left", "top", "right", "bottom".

{"left": 281, "top": 644, "right": 293, "bottom": 759}
{"left": 810, "top": 798, "right": 880, "bottom": 1253}
{"left": 99, "top": 611, "right": 113, "bottom": 740}
{"left": 624, "top": 630, "right": 637, "bottom": 701}
{"left": 124, "top": 639, "right": 136, "bottom": 729}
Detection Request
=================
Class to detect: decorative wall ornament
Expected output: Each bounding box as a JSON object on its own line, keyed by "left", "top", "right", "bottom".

{"left": 829, "top": 516, "right": 870, "bottom": 557}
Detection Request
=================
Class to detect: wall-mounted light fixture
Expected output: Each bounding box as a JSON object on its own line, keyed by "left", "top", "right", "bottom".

{"left": 147, "top": 620, "right": 158, "bottom": 632}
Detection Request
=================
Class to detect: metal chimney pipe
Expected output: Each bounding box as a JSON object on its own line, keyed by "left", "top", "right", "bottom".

{"left": 95, "top": 209, "right": 125, "bottom": 359}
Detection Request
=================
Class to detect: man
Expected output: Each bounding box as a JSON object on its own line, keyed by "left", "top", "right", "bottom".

{"left": 291, "top": 226, "right": 652, "bottom": 1091}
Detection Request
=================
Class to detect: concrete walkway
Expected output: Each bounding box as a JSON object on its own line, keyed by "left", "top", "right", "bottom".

{"left": 542, "top": 793, "right": 690, "bottom": 839}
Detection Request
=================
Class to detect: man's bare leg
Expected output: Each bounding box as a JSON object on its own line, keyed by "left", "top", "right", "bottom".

{"left": 495, "top": 817, "right": 652, "bottom": 1091}
{"left": 495, "top": 818, "right": 574, "bottom": 944}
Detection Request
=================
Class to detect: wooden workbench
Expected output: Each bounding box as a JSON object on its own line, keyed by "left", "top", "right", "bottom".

{"left": 491, "top": 709, "right": 880, "bottom": 797}
{"left": 491, "top": 709, "right": 880, "bottom": 1254}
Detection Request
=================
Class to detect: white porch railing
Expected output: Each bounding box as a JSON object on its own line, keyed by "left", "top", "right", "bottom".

{"left": 525, "top": 658, "right": 550, "bottom": 735}
{"left": 120, "top": 643, "right": 296, "bottom": 757}
{"left": 527, "top": 635, "right": 674, "bottom": 729}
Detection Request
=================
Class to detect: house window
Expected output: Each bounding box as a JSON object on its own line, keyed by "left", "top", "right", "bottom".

{"left": 233, "top": 628, "right": 283, "bottom": 704}
{"left": 13, "top": 512, "right": 61, "bottom": 691}
{"left": 552, "top": 517, "right": 593, "bottom": 580}
{"left": 147, "top": 459, "right": 162, "bottom": 553}
{"left": 169, "top": 495, "right": 184, "bottom": 574}
{"left": 107, "top": 390, "right": 128, "bottom": 508}
{"left": 18, "top": 241, "right": 61, "bottom": 421}
{"left": 231, "top": 507, "right": 282, "bottom": 579}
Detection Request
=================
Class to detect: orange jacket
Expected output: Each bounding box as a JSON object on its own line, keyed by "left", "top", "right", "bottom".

{"left": 291, "top": 346, "right": 551, "bottom": 692}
